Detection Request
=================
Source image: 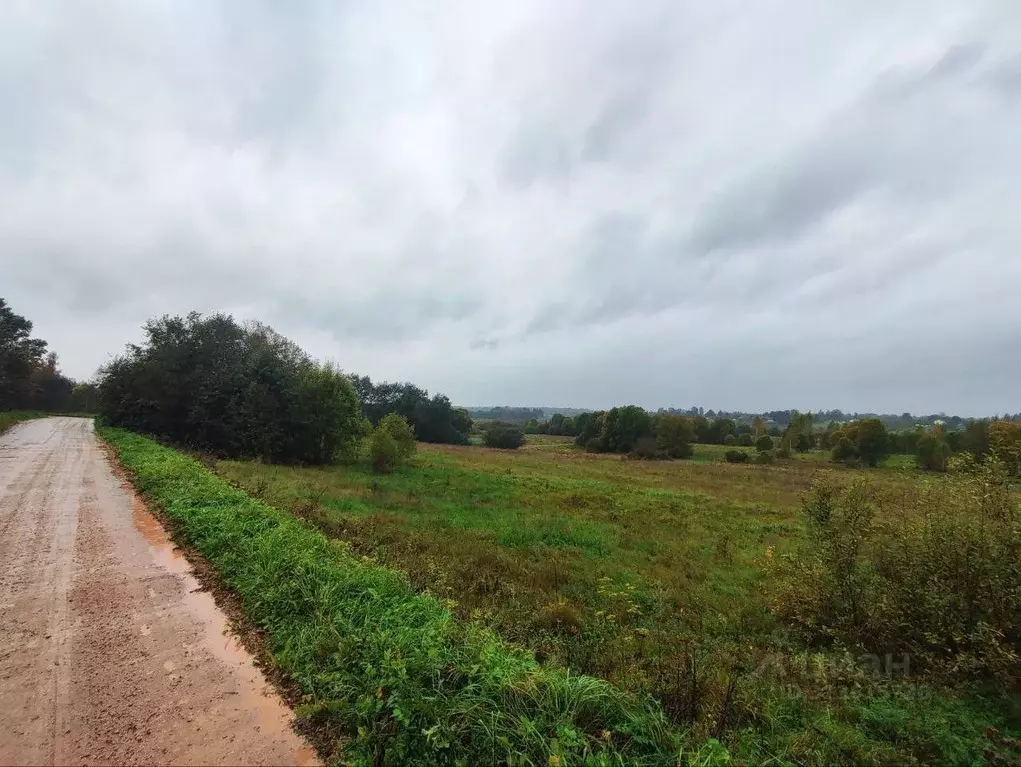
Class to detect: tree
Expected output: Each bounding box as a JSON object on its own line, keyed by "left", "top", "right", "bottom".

{"left": 97, "top": 313, "right": 362, "bottom": 464}
{"left": 989, "top": 420, "right": 1021, "bottom": 476}
{"left": 707, "top": 418, "right": 737, "bottom": 444}
{"left": 962, "top": 419, "right": 991, "bottom": 459}
{"left": 351, "top": 375, "right": 471, "bottom": 445}
{"left": 692, "top": 415, "right": 711, "bottom": 443}
{"left": 916, "top": 432, "right": 951, "bottom": 472}
{"left": 601, "top": 406, "right": 652, "bottom": 453}
{"left": 723, "top": 434, "right": 737, "bottom": 446}
{"left": 655, "top": 414, "right": 695, "bottom": 459}
{"left": 751, "top": 416, "right": 766, "bottom": 437}
{"left": 786, "top": 410, "right": 815, "bottom": 452}
{"left": 574, "top": 411, "right": 605, "bottom": 449}
{"left": 855, "top": 419, "right": 890, "bottom": 467}
{"left": 0, "top": 297, "right": 50, "bottom": 409}
{"left": 485, "top": 423, "right": 525, "bottom": 449}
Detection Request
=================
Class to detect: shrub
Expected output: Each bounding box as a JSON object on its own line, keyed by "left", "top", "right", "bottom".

{"left": 777, "top": 435, "right": 793, "bottom": 459}
{"left": 369, "top": 428, "right": 399, "bottom": 473}
{"left": 723, "top": 434, "right": 737, "bottom": 446}
{"left": 484, "top": 423, "right": 525, "bottom": 449}
{"left": 754, "top": 449, "right": 775, "bottom": 464}
{"left": 755, "top": 435, "right": 774, "bottom": 452}
{"left": 738, "top": 433, "right": 754, "bottom": 447}
{"left": 724, "top": 449, "right": 749, "bottom": 463}
{"left": 916, "top": 432, "right": 951, "bottom": 472}
{"left": 629, "top": 436, "right": 664, "bottom": 460}
{"left": 370, "top": 412, "right": 417, "bottom": 473}
{"left": 767, "top": 466, "right": 1021, "bottom": 686}
{"left": 831, "top": 436, "right": 857, "bottom": 464}
{"left": 795, "top": 432, "right": 813, "bottom": 452}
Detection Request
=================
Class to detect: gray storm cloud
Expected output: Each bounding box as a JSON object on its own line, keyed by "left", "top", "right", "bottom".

{"left": 1, "top": 0, "right": 1019, "bottom": 415}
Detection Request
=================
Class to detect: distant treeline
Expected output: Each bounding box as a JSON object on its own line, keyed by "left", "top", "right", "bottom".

{"left": 0, "top": 298, "right": 97, "bottom": 413}
{"left": 656, "top": 407, "right": 1021, "bottom": 430}
{"left": 522, "top": 406, "right": 1021, "bottom": 473}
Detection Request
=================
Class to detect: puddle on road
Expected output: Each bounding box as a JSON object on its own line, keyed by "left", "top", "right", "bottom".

{"left": 121, "top": 477, "right": 321, "bottom": 766}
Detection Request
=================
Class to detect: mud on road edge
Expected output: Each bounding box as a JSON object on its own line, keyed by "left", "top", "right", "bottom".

{"left": 98, "top": 438, "right": 344, "bottom": 765}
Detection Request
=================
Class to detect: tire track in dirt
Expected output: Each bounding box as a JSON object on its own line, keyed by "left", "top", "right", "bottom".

{"left": 0, "top": 417, "right": 319, "bottom": 766}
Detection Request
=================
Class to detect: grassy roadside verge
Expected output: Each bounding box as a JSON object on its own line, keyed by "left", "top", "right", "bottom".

{"left": 0, "top": 410, "right": 44, "bottom": 434}
{"left": 99, "top": 427, "right": 703, "bottom": 766}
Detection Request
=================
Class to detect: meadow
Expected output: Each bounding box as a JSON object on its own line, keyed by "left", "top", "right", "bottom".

{"left": 217, "top": 435, "right": 1021, "bottom": 765}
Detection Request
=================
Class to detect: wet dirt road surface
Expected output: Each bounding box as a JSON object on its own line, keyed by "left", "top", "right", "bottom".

{"left": 0, "top": 418, "right": 318, "bottom": 766}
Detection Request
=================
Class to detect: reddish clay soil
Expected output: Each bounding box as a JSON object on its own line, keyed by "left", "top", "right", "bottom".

{"left": 0, "top": 417, "right": 319, "bottom": 766}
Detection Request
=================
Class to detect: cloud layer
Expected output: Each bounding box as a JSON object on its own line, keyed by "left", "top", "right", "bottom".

{"left": 2, "top": 0, "right": 1019, "bottom": 414}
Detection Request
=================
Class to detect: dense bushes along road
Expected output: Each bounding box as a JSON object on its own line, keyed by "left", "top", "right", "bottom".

{"left": 96, "top": 312, "right": 472, "bottom": 465}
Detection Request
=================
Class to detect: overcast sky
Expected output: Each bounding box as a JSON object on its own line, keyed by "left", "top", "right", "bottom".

{"left": 2, "top": 1, "right": 1019, "bottom": 415}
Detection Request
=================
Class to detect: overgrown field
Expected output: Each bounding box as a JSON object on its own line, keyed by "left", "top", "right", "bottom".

{"left": 217, "top": 435, "right": 1021, "bottom": 765}
{"left": 101, "top": 427, "right": 696, "bottom": 766}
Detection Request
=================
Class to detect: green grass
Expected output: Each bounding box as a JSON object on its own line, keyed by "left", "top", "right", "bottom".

{"left": 0, "top": 410, "right": 43, "bottom": 433}
{"left": 215, "top": 437, "right": 1020, "bottom": 765}
{"left": 100, "top": 427, "right": 709, "bottom": 766}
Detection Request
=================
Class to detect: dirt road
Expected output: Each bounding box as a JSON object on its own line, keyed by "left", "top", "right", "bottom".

{"left": 0, "top": 417, "right": 318, "bottom": 766}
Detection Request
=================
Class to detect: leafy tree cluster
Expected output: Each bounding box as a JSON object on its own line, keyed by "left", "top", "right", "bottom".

{"left": 523, "top": 412, "right": 580, "bottom": 436}
{"left": 351, "top": 376, "right": 471, "bottom": 445}
{"left": 97, "top": 313, "right": 362, "bottom": 464}
{"left": 828, "top": 418, "right": 891, "bottom": 466}
{"left": 1, "top": 297, "right": 89, "bottom": 413}
{"left": 572, "top": 407, "right": 695, "bottom": 459}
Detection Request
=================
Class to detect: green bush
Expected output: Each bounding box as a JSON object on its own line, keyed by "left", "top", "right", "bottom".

{"left": 767, "top": 465, "right": 1021, "bottom": 686}
{"left": 100, "top": 428, "right": 685, "bottom": 764}
{"left": 724, "top": 449, "right": 749, "bottom": 463}
{"left": 484, "top": 423, "right": 525, "bottom": 449}
{"left": 755, "top": 435, "right": 774, "bottom": 452}
{"left": 916, "top": 433, "right": 951, "bottom": 472}
{"left": 370, "top": 413, "right": 417, "bottom": 473}
{"left": 723, "top": 434, "right": 737, "bottom": 446}
{"left": 831, "top": 436, "right": 857, "bottom": 464}
{"left": 754, "top": 449, "right": 775, "bottom": 464}
{"left": 738, "top": 433, "right": 754, "bottom": 447}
